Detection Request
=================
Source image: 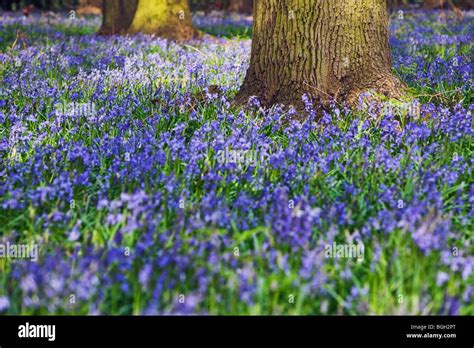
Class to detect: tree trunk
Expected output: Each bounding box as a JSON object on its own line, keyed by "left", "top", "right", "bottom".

{"left": 386, "top": 0, "right": 403, "bottom": 12}
{"left": 127, "top": 0, "right": 199, "bottom": 41}
{"left": 236, "top": 0, "right": 405, "bottom": 110}
{"left": 424, "top": 0, "right": 443, "bottom": 8}
{"left": 227, "top": 0, "right": 253, "bottom": 14}
{"left": 424, "top": 0, "right": 472, "bottom": 10}
{"left": 77, "top": 0, "right": 102, "bottom": 16}
{"left": 424, "top": 0, "right": 465, "bottom": 20}
{"left": 458, "top": 0, "right": 473, "bottom": 9}
{"left": 98, "top": 0, "right": 138, "bottom": 35}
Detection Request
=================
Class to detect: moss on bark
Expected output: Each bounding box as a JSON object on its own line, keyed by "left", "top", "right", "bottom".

{"left": 128, "top": 0, "right": 199, "bottom": 41}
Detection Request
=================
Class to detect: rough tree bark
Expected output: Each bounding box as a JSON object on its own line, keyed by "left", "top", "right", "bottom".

{"left": 98, "top": 0, "right": 138, "bottom": 35}
{"left": 235, "top": 0, "right": 405, "bottom": 110}
{"left": 227, "top": 0, "right": 253, "bottom": 14}
{"left": 127, "top": 0, "right": 199, "bottom": 41}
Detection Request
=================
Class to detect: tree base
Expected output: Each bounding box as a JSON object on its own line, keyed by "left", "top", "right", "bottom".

{"left": 127, "top": 25, "right": 201, "bottom": 42}
{"left": 97, "top": 28, "right": 127, "bottom": 36}
{"left": 235, "top": 73, "right": 406, "bottom": 116}
{"left": 346, "top": 74, "right": 407, "bottom": 106}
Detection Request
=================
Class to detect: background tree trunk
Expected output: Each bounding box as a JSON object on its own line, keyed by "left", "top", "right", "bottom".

{"left": 77, "top": 0, "right": 102, "bottom": 15}
{"left": 424, "top": 0, "right": 466, "bottom": 20}
{"left": 424, "top": 0, "right": 472, "bottom": 10}
{"left": 98, "top": 0, "right": 138, "bottom": 35}
{"left": 386, "top": 0, "right": 403, "bottom": 12}
{"left": 128, "top": 0, "right": 198, "bottom": 41}
{"left": 236, "top": 0, "right": 405, "bottom": 110}
{"left": 458, "top": 0, "right": 473, "bottom": 9}
{"left": 227, "top": 0, "right": 253, "bottom": 14}
{"left": 424, "top": 0, "right": 444, "bottom": 8}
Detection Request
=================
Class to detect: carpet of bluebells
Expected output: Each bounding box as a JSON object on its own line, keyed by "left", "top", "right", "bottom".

{"left": 0, "top": 10, "right": 473, "bottom": 315}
